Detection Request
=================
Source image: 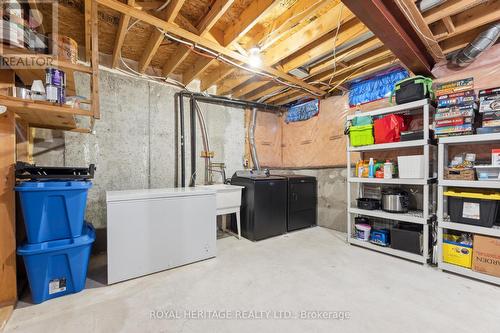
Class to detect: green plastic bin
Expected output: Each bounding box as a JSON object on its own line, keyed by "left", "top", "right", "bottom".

{"left": 350, "top": 124, "right": 374, "bottom": 147}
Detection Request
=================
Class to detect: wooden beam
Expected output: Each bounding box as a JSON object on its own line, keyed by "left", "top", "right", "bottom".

{"left": 112, "top": 0, "right": 135, "bottom": 68}
{"left": 309, "top": 37, "right": 383, "bottom": 75}
{"left": 137, "top": 0, "right": 186, "bottom": 73}
{"left": 197, "top": 0, "right": 279, "bottom": 89}
{"left": 442, "top": 16, "right": 456, "bottom": 34}
{"left": 177, "top": 0, "right": 236, "bottom": 84}
{"left": 232, "top": 79, "right": 271, "bottom": 98}
{"left": 280, "top": 19, "right": 369, "bottom": 73}
{"left": 424, "top": 0, "right": 487, "bottom": 24}
{"left": 439, "top": 26, "right": 485, "bottom": 54}
{"left": 267, "top": 52, "right": 396, "bottom": 104}
{"left": 217, "top": 3, "right": 355, "bottom": 96}
{"left": 162, "top": 45, "right": 191, "bottom": 76}
{"left": 342, "top": 0, "right": 434, "bottom": 76}
{"left": 262, "top": 4, "right": 354, "bottom": 66}
{"left": 96, "top": 0, "right": 325, "bottom": 96}
{"left": 91, "top": 0, "right": 100, "bottom": 119}
{"left": 221, "top": 0, "right": 279, "bottom": 47}
{"left": 0, "top": 110, "right": 16, "bottom": 316}
{"left": 197, "top": 0, "right": 235, "bottom": 33}
{"left": 308, "top": 48, "right": 392, "bottom": 83}
{"left": 182, "top": 58, "right": 214, "bottom": 85}
{"left": 432, "top": 1, "right": 500, "bottom": 42}
{"left": 252, "top": 0, "right": 335, "bottom": 50}
{"left": 84, "top": 0, "right": 91, "bottom": 61}
{"left": 395, "top": 0, "right": 444, "bottom": 61}
{"left": 246, "top": 37, "right": 383, "bottom": 101}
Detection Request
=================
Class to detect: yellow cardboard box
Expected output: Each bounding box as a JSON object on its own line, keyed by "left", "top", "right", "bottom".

{"left": 443, "top": 240, "right": 473, "bottom": 268}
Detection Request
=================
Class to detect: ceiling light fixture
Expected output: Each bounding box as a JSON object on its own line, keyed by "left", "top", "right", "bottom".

{"left": 248, "top": 47, "right": 262, "bottom": 68}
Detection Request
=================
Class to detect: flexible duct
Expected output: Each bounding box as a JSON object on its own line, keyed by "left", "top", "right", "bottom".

{"left": 249, "top": 108, "right": 261, "bottom": 171}
{"left": 193, "top": 99, "right": 212, "bottom": 185}
{"left": 451, "top": 23, "right": 500, "bottom": 67}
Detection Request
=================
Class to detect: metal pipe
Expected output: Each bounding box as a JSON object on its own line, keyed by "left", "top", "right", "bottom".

{"left": 249, "top": 107, "right": 261, "bottom": 171}
{"left": 178, "top": 91, "right": 281, "bottom": 113}
{"left": 451, "top": 23, "right": 500, "bottom": 67}
{"left": 179, "top": 93, "right": 186, "bottom": 187}
{"left": 189, "top": 96, "right": 197, "bottom": 187}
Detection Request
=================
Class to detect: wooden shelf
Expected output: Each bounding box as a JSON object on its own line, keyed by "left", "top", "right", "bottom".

{"left": 2, "top": 48, "right": 92, "bottom": 98}
{"left": 0, "top": 95, "right": 92, "bottom": 131}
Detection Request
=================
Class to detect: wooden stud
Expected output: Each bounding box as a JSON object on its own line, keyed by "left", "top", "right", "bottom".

{"left": 137, "top": 0, "right": 187, "bottom": 73}
{"left": 197, "top": 0, "right": 235, "bottom": 34}
{"left": 112, "top": 0, "right": 135, "bottom": 68}
{"left": 253, "top": 0, "right": 335, "bottom": 51}
{"left": 84, "top": 0, "right": 91, "bottom": 62}
{"left": 221, "top": 0, "right": 279, "bottom": 46}
{"left": 0, "top": 110, "right": 16, "bottom": 317}
{"left": 280, "top": 20, "right": 369, "bottom": 73}
{"left": 91, "top": 0, "right": 100, "bottom": 119}
{"left": 262, "top": 4, "right": 355, "bottom": 66}
{"left": 175, "top": 0, "right": 236, "bottom": 83}
{"left": 395, "top": 0, "right": 444, "bottom": 61}
{"left": 442, "top": 16, "right": 456, "bottom": 34}
{"left": 424, "top": 0, "right": 487, "bottom": 24}
{"left": 195, "top": 0, "right": 279, "bottom": 89}
{"left": 433, "top": 1, "right": 500, "bottom": 42}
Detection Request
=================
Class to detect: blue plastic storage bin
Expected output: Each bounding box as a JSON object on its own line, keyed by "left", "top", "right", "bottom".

{"left": 17, "top": 223, "right": 95, "bottom": 304}
{"left": 15, "top": 180, "right": 92, "bottom": 243}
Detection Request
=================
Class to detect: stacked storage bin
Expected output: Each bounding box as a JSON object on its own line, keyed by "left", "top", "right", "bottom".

{"left": 15, "top": 164, "right": 95, "bottom": 304}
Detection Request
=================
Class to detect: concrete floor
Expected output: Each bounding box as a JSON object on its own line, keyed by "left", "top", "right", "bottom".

{"left": 5, "top": 227, "right": 500, "bottom": 333}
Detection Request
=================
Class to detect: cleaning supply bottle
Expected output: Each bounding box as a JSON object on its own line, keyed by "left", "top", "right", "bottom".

{"left": 357, "top": 160, "right": 364, "bottom": 178}
{"left": 368, "top": 158, "right": 375, "bottom": 178}
{"left": 383, "top": 160, "right": 393, "bottom": 179}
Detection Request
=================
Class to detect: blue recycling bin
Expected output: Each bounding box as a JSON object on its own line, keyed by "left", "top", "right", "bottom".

{"left": 17, "top": 223, "right": 95, "bottom": 304}
{"left": 15, "top": 180, "right": 92, "bottom": 243}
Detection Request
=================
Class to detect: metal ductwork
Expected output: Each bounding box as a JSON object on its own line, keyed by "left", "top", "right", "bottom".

{"left": 249, "top": 108, "right": 261, "bottom": 171}
{"left": 418, "top": 0, "right": 447, "bottom": 13}
{"left": 451, "top": 23, "right": 500, "bottom": 67}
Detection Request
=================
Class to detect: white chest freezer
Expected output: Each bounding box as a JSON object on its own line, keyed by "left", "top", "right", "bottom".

{"left": 106, "top": 187, "right": 216, "bottom": 284}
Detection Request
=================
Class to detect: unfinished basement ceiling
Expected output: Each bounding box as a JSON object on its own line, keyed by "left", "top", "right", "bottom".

{"left": 43, "top": 0, "right": 500, "bottom": 106}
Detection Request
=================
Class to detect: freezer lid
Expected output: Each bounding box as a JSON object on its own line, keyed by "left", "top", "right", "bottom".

{"left": 106, "top": 187, "right": 215, "bottom": 202}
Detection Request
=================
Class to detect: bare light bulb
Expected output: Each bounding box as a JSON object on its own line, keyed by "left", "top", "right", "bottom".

{"left": 248, "top": 47, "right": 262, "bottom": 68}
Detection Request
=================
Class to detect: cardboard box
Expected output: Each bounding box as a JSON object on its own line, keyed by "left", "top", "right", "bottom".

{"left": 492, "top": 149, "right": 500, "bottom": 166}
{"left": 472, "top": 235, "right": 500, "bottom": 277}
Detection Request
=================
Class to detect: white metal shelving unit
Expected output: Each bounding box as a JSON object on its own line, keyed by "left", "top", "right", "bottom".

{"left": 437, "top": 132, "right": 500, "bottom": 285}
{"left": 346, "top": 99, "right": 436, "bottom": 264}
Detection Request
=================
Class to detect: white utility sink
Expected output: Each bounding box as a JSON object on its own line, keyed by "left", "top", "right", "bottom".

{"left": 197, "top": 184, "right": 244, "bottom": 239}
{"left": 197, "top": 184, "right": 243, "bottom": 212}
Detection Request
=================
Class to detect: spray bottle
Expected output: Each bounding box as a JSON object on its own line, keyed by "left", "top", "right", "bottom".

{"left": 368, "top": 158, "right": 375, "bottom": 178}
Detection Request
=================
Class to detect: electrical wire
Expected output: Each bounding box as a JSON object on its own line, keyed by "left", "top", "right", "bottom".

{"left": 258, "top": 0, "right": 325, "bottom": 51}
{"left": 158, "top": 28, "right": 324, "bottom": 97}
{"left": 328, "top": 3, "right": 344, "bottom": 87}
{"left": 395, "top": 0, "right": 446, "bottom": 60}
{"left": 118, "top": 19, "right": 187, "bottom": 91}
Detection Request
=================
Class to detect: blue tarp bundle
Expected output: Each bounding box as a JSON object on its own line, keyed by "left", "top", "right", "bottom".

{"left": 348, "top": 68, "right": 409, "bottom": 107}
{"left": 286, "top": 99, "right": 320, "bottom": 122}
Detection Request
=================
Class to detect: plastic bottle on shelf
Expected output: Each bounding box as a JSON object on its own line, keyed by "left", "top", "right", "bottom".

{"left": 383, "top": 160, "right": 393, "bottom": 179}
{"left": 368, "top": 158, "right": 375, "bottom": 178}
{"left": 357, "top": 160, "right": 364, "bottom": 178}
